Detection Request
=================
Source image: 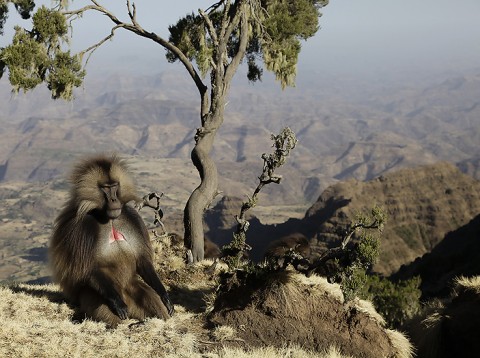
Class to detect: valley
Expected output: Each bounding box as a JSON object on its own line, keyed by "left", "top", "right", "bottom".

{"left": 1, "top": 68, "right": 480, "bottom": 285}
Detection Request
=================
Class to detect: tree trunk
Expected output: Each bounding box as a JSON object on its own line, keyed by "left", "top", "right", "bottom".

{"left": 184, "top": 113, "right": 222, "bottom": 262}
{"left": 183, "top": 1, "right": 248, "bottom": 262}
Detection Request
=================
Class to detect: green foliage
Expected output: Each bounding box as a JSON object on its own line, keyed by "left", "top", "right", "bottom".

{"left": 1, "top": 26, "right": 49, "bottom": 90}
{"left": 2, "top": 0, "right": 327, "bottom": 98}
{"left": 0, "top": 1, "right": 8, "bottom": 35}
{"left": 0, "top": 5, "right": 84, "bottom": 99}
{"left": 328, "top": 205, "right": 420, "bottom": 328}
{"left": 252, "top": 0, "right": 328, "bottom": 88}
{"left": 222, "top": 231, "right": 249, "bottom": 271}
{"left": 264, "top": 127, "right": 298, "bottom": 170}
{"left": 260, "top": 37, "right": 300, "bottom": 88}
{"left": 264, "top": 0, "right": 322, "bottom": 40}
{"left": 328, "top": 206, "right": 385, "bottom": 301}
{"left": 46, "top": 50, "right": 84, "bottom": 100}
{"left": 13, "top": 0, "right": 34, "bottom": 19}
{"left": 356, "top": 233, "right": 380, "bottom": 269}
{"left": 166, "top": 0, "right": 327, "bottom": 87}
{"left": 333, "top": 234, "right": 380, "bottom": 302}
{"left": 32, "top": 5, "right": 67, "bottom": 43}
{"left": 0, "top": 0, "right": 35, "bottom": 35}
{"left": 339, "top": 267, "right": 368, "bottom": 302}
{"left": 355, "top": 205, "right": 387, "bottom": 232}
{"left": 166, "top": 13, "right": 213, "bottom": 78}
{"left": 358, "top": 275, "right": 422, "bottom": 328}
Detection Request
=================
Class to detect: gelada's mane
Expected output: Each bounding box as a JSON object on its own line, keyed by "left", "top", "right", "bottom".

{"left": 51, "top": 154, "right": 139, "bottom": 290}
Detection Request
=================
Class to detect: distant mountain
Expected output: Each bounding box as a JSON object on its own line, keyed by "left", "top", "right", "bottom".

{"left": 2, "top": 69, "right": 480, "bottom": 206}
{"left": 302, "top": 162, "right": 480, "bottom": 275}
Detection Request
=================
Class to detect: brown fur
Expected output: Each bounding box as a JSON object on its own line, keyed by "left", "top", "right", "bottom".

{"left": 50, "top": 154, "right": 173, "bottom": 327}
{"left": 265, "top": 233, "right": 311, "bottom": 259}
{"left": 204, "top": 238, "right": 221, "bottom": 259}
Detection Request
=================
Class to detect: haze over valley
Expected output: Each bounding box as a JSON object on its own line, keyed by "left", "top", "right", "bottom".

{"left": 1, "top": 66, "right": 480, "bottom": 283}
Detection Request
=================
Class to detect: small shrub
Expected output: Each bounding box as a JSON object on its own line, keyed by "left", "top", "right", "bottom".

{"left": 358, "top": 275, "right": 422, "bottom": 328}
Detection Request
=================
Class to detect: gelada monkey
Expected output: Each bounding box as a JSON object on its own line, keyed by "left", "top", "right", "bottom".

{"left": 50, "top": 154, "right": 174, "bottom": 327}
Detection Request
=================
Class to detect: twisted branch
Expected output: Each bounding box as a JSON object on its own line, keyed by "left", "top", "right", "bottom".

{"left": 199, "top": 9, "right": 218, "bottom": 46}
{"left": 222, "top": 127, "right": 297, "bottom": 270}
{"left": 135, "top": 192, "right": 166, "bottom": 235}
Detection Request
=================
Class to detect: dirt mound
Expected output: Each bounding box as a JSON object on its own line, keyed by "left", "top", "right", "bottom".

{"left": 208, "top": 272, "right": 413, "bottom": 358}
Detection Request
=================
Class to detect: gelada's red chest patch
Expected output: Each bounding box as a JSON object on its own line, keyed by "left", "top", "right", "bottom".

{"left": 109, "top": 226, "right": 126, "bottom": 244}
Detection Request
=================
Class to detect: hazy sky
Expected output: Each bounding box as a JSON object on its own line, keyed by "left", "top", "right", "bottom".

{"left": 1, "top": 0, "right": 480, "bottom": 82}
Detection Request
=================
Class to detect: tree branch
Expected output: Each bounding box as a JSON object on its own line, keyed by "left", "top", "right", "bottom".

{"left": 135, "top": 192, "right": 166, "bottom": 235}
{"left": 126, "top": 0, "right": 139, "bottom": 27}
{"left": 223, "top": 0, "right": 243, "bottom": 43}
{"left": 63, "top": 1, "right": 208, "bottom": 98}
{"left": 225, "top": 2, "right": 249, "bottom": 85}
{"left": 199, "top": 9, "right": 218, "bottom": 46}
{"left": 306, "top": 208, "right": 385, "bottom": 276}
{"left": 206, "top": 0, "right": 227, "bottom": 14}
{"left": 341, "top": 214, "right": 384, "bottom": 249}
{"left": 222, "top": 128, "right": 297, "bottom": 270}
{"left": 79, "top": 24, "right": 126, "bottom": 67}
{"left": 63, "top": 5, "right": 101, "bottom": 20}
{"left": 219, "top": 0, "right": 232, "bottom": 40}
{"left": 123, "top": 26, "right": 208, "bottom": 99}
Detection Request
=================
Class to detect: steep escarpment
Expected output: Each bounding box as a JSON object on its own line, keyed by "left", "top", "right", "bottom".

{"left": 303, "top": 162, "right": 480, "bottom": 275}
{"left": 394, "top": 214, "right": 480, "bottom": 299}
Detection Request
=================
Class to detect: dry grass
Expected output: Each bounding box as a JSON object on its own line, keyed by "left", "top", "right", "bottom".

{"left": 0, "top": 259, "right": 350, "bottom": 358}
{"left": 212, "top": 325, "right": 237, "bottom": 343}
{"left": 405, "top": 276, "right": 480, "bottom": 357}
{"left": 454, "top": 275, "right": 480, "bottom": 295}
{"left": 219, "top": 346, "right": 352, "bottom": 358}
{"left": 0, "top": 236, "right": 414, "bottom": 358}
{"left": 351, "top": 298, "right": 386, "bottom": 326}
{"left": 0, "top": 282, "right": 351, "bottom": 358}
{"left": 386, "top": 329, "right": 415, "bottom": 358}
{"left": 293, "top": 271, "right": 344, "bottom": 302}
{"left": 0, "top": 284, "right": 200, "bottom": 357}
